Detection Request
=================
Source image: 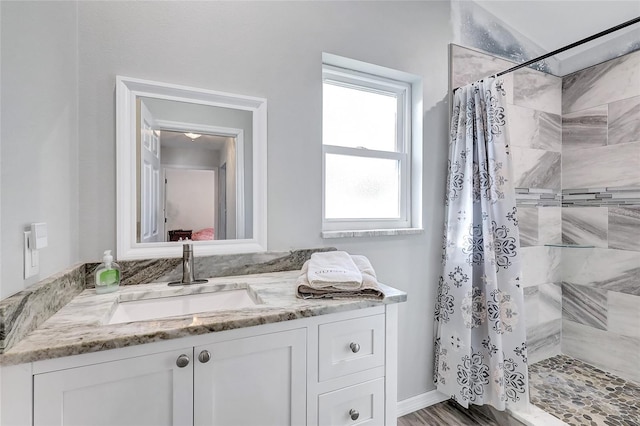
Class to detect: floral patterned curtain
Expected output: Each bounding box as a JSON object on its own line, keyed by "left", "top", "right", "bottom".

{"left": 434, "top": 77, "right": 529, "bottom": 411}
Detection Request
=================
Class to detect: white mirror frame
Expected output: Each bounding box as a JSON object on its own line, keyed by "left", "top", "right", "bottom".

{"left": 116, "top": 76, "right": 267, "bottom": 260}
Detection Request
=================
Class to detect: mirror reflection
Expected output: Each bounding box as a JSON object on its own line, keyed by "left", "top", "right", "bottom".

{"left": 136, "top": 97, "right": 253, "bottom": 243}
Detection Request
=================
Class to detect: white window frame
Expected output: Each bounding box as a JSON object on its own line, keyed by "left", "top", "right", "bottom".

{"left": 321, "top": 57, "right": 422, "bottom": 237}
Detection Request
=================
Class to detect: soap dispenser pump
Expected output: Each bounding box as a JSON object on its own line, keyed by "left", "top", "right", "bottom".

{"left": 95, "top": 250, "right": 121, "bottom": 294}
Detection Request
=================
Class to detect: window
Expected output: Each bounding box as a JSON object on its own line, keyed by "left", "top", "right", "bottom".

{"left": 322, "top": 58, "right": 422, "bottom": 236}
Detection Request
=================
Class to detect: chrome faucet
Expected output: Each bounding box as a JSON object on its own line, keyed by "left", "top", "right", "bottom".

{"left": 168, "top": 243, "right": 208, "bottom": 286}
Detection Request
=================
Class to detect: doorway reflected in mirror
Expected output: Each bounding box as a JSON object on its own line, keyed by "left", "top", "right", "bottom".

{"left": 136, "top": 97, "right": 248, "bottom": 244}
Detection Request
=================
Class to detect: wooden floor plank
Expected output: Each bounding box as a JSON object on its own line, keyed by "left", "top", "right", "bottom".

{"left": 398, "top": 400, "right": 499, "bottom": 426}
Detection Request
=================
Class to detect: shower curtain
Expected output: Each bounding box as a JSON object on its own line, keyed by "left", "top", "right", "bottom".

{"left": 434, "top": 77, "right": 529, "bottom": 411}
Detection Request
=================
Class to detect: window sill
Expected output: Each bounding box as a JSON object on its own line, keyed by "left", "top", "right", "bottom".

{"left": 321, "top": 228, "right": 424, "bottom": 239}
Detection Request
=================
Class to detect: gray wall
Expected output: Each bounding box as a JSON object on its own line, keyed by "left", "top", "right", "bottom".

{"left": 0, "top": 1, "right": 79, "bottom": 299}
{"left": 77, "top": 1, "right": 452, "bottom": 400}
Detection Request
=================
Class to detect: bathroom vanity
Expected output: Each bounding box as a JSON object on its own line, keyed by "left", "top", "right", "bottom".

{"left": 1, "top": 270, "right": 406, "bottom": 426}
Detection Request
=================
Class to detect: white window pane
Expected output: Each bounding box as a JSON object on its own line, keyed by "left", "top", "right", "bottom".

{"left": 323, "top": 83, "right": 398, "bottom": 152}
{"left": 325, "top": 154, "right": 399, "bottom": 219}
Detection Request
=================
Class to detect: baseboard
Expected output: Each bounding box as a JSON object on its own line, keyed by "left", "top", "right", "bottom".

{"left": 396, "top": 390, "right": 449, "bottom": 417}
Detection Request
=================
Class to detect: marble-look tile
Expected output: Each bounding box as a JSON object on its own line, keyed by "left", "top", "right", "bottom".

{"left": 561, "top": 247, "right": 640, "bottom": 296}
{"left": 525, "top": 283, "right": 561, "bottom": 333}
{"left": 538, "top": 207, "right": 562, "bottom": 245}
{"left": 0, "top": 265, "right": 85, "bottom": 354}
{"left": 608, "top": 207, "right": 640, "bottom": 251}
{"left": 521, "top": 246, "right": 561, "bottom": 288}
{"left": 562, "top": 142, "right": 640, "bottom": 188}
{"left": 608, "top": 95, "right": 640, "bottom": 146}
{"left": 450, "top": 44, "right": 514, "bottom": 103}
{"left": 562, "top": 283, "right": 607, "bottom": 330}
{"left": 563, "top": 49, "right": 640, "bottom": 114}
{"left": 508, "top": 104, "right": 561, "bottom": 152}
{"left": 527, "top": 319, "right": 561, "bottom": 365}
{"left": 562, "top": 105, "right": 608, "bottom": 150}
{"left": 516, "top": 207, "right": 538, "bottom": 247}
{"left": 523, "top": 285, "right": 539, "bottom": 331}
{"left": 322, "top": 228, "right": 423, "bottom": 239}
{"left": 562, "top": 319, "right": 640, "bottom": 383}
{"left": 608, "top": 291, "right": 640, "bottom": 338}
{"left": 513, "top": 68, "right": 562, "bottom": 115}
{"left": 539, "top": 283, "right": 562, "bottom": 322}
{"left": 512, "top": 148, "right": 561, "bottom": 191}
{"left": 561, "top": 207, "right": 608, "bottom": 248}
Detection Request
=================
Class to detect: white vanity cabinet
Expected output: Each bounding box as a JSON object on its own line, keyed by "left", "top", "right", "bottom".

{"left": 17, "top": 305, "right": 397, "bottom": 426}
{"left": 33, "top": 347, "right": 195, "bottom": 426}
{"left": 193, "top": 329, "right": 307, "bottom": 426}
{"left": 31, "top": 329, "right": 306, "bottom": 426}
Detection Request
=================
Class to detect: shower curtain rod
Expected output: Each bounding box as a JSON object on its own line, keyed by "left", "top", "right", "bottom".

{"left": 455, "top": 15, "right": 640, "bottom": 90}
{"left": 495, "top": 16, "right": 640, "bottom": 77}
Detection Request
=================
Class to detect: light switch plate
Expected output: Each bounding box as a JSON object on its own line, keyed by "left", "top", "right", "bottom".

{"left": 24, "top": 231, "right": 39, "bottom": 279}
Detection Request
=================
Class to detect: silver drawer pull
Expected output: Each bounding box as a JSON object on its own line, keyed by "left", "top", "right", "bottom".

{"left": 176, "top": 354, "right": 190, "bottom": 368}
{"left": 349, "top": 342, "right": 360, "bottom": 353}
{"left": 198, "top": 350, "right": 211, "bottom": 363}
{"left": 349, "top": 409, "right": 359, "bottom": 421}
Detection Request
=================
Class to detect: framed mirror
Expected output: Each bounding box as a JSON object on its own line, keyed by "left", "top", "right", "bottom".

{"left": 116, "top": 76, "right": 267, "bottom": 260}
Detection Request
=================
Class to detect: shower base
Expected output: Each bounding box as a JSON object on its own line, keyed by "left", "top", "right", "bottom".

{"left": 528, "top": 354, "right": 640, "bottom": 426}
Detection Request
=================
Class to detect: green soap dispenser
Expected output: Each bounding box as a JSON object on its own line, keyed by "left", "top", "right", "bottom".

{"left": 95, "top": 250, "right": 121, "bottom": 294}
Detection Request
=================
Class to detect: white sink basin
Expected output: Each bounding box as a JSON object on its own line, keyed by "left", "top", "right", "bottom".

{"left": 108, "top": 289, "right": 259, "bottom": 325}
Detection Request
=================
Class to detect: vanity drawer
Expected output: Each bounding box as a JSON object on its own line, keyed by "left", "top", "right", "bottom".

{"left": 318, "top": 314, "right": 385, "bottom": 381}
{"left": 318, "top": 378, "right": 384, "bottom": 426}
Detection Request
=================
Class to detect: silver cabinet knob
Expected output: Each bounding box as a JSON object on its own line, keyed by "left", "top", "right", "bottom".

{"left": 176, "top": 354, "right": 190, "bottom": 368}
{"left": 350, "top": 342, "right": 360, "bottom": 353}
{"left": 198, "top": 350, "right": 211, "bottom": 363}
{"left": 349, "top": 409, "right": 359, "bottom": 421}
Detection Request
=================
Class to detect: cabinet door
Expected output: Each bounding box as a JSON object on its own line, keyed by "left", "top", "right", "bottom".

{"left": 33, "top": 348, "right": 193, "bottom": 426}
{"left": 194, "top": 328, "right": 306, "bottom": 426}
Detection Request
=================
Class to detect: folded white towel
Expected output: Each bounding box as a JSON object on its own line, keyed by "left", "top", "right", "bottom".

{"left": 296, "top": 254, "right": 385, "bottom": 300}
{"left": 307, "top": 251, "right": 362, "bottom": 290}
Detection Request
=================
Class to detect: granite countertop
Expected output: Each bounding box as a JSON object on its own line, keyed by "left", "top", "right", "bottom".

{"left": 0, "top": 270, "right": 406, "bottom": 366}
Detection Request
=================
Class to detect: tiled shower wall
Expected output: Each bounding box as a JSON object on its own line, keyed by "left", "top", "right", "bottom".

{"left": 452, "top": 44, "right": 640, "bottom": 382}
{"left": 450, "top": 45, "right": 563, "bottom": 365}
{"left": 560, "top": 49, "right": 640, "bottom": 383}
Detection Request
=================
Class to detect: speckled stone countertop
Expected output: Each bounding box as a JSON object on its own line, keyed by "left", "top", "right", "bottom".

{"left": 0, "top": 271, "right": 406, "bottom": 366}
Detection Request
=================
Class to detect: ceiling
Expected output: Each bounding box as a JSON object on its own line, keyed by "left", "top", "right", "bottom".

{"left": 474, "top": 0, "right": 640, "bottom": 60}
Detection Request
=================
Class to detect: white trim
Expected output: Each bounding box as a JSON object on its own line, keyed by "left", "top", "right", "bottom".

{"left": 116, "top": 76, "right": 266, "bottom": 260}
{"left": 384, "top": 304, "right": 399, "bottom": 425}
{"left": 396, "top": 390, "right": 449, "bottom": 417}
{"left": 320, "top": 55, "right": 422, "bottom": 234}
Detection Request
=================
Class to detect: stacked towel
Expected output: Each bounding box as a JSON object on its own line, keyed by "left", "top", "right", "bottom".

{"left": 307, "top": 251, "right": 362, "bottom": 289}
{"left": 296, "top": 251, "right": 385, "bottom": 300}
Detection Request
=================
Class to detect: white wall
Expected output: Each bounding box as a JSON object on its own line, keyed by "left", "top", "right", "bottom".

{"left": 77, "top": 1, "right": 451, "bottom": 400}
{"left": 165, "top": 168, "right": 216, "bottom": 235}
{"left": 0, "top": 1, "right": 79, "bottom": 299}
{"left": 161, "top": 145, "right": 220, "bottom": 170}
